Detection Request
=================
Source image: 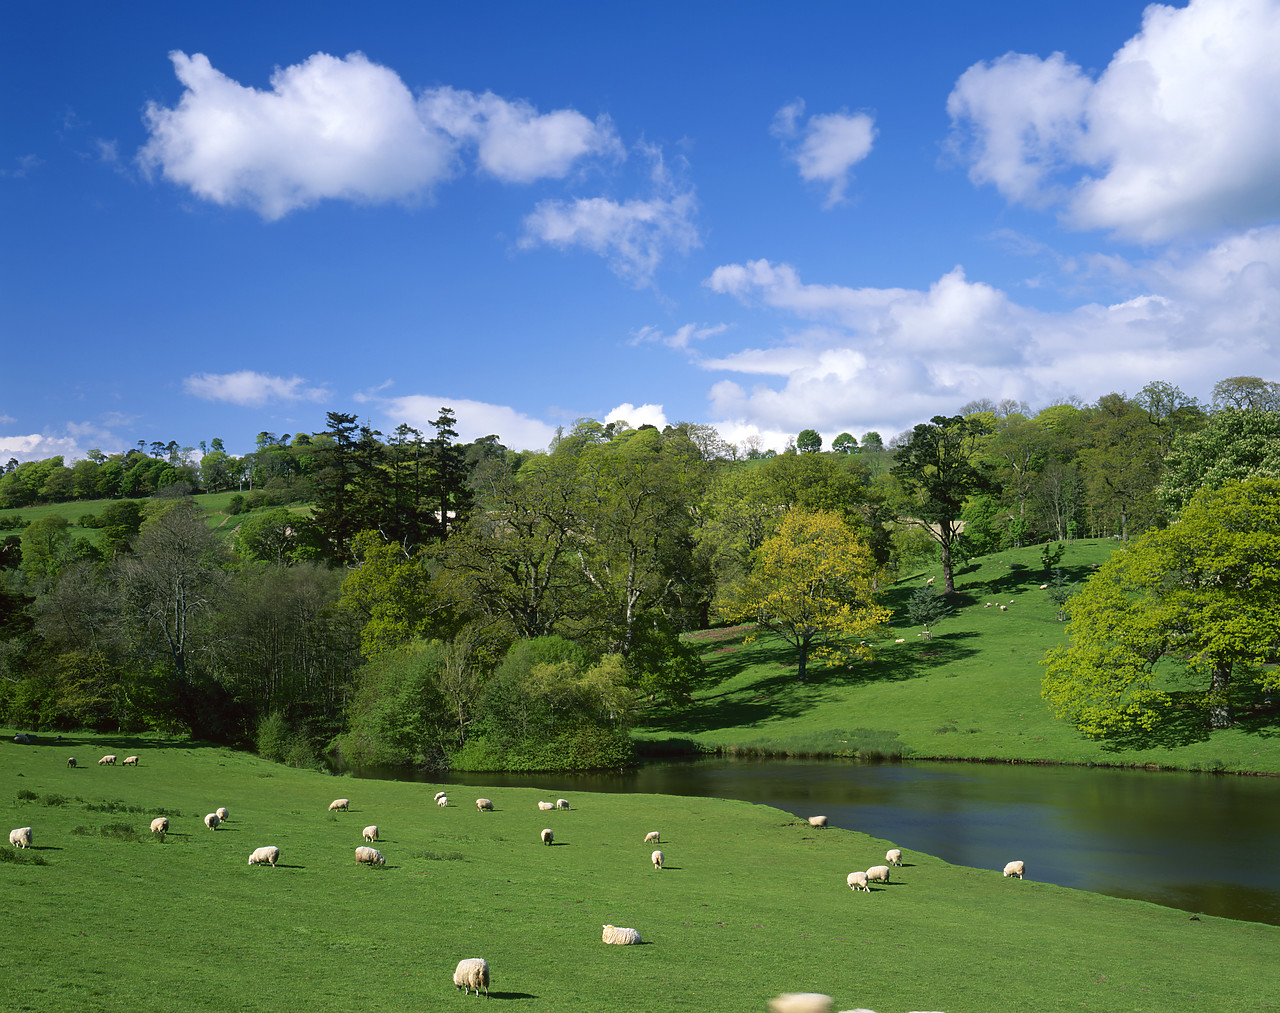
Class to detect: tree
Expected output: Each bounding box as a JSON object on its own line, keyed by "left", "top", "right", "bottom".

{"left": 1211, "top": 375, "right": 1280, "bottom": 412}
{"left": 1042, "top": 478, "right": 1280, "bottom": 735}
{"left": 796, "top": 429, "right": 823, "bottom": 454}
{"left": 891, "top": 414, "right": 992, "bottom": 593}
{"left": 904, "top": 587, "right": 954, "bottom": 639}
{"left": 832, "top": 432, "right": 857, "bottom": 455}
{"left": 716, "top": 510, "right": 890, "bottom": 680}
{"left": 1157, "top": 409, "right": 1280, "bottom": 513}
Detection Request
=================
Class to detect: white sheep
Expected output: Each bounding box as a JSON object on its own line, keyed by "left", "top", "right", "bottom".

{"left": 1003, "top": 860, "right": 1025, "bottom": 879}
{"left": 329, "top": 798, "right": 350, "bottom": 812}
{"left": 925, "top": 576, "right": 935, "bottom": 585}
{"left": 248, "top": 846, "right": 280, "bottom": 867}
{"left": 651, "top": 849, "right": 664, "bottom": 870}
{"left": 67, "top": 757, "right": 77, "bottom": 768}
{"left": 885, "top": 848, "right": 902, "bottom": 866}
{"left": 204, "top": 813, "right": 220, "bottom": 831}
{"left": 354, "top": 846, "right": 385, "bottom": 867}
{"left": 434, "top": 791, "right": 447, "bottom": 802}
{"left": 475, "top": 798, "right": 493, "bottom": 812}
{"left": 767, "top": 994, "right": 833, "bottom": 1013}
{"left": 363, "top": 825, "right": 379, "bottom": 842}
{"left": 999, "top": 604, "right": 1007, "bottom": 611}
{"left": 541, "top": 828, "right": 554, "bottom": 846}
{"left": 538, "top": 800, "right": 555, "bottom": 811}
{"left": 9, "top": 827, "right": 32, "bottom": 849}
{"left": 846, "top": 870, "right": 869, "bottom": 892}
{"left": 216, "top": 807, "right": 229, "bottom": 823}
{"left": 865, "top": 865, "right": 891, "bottom": 885}
{"left": 807, "top": 816, "right": 828, "bottom": 828}
{"left": 122, "top": 755, "right": 139, "bottom": 766}
{"left": 556, "top": 798, "right": 570, "bottom": 810}
{"left": 98, "top": 754, "right": 116, "bottom": 765}
{"left": 601, "top": 924, "right": 641, "bottom": 945}
{"left": 644, "top": 831, "right": 660, "bottom": 844}
{"left": 437, "top": 795, "right": 448, "bottom": 808}
{"left": 453, "top": 957, "right": 490, "bottom": 997}
{"left": 150, "top": 816, "right": 169, "bottom": 836}
{"left": 13, "top": 734, "right": 30, "bottom": 744}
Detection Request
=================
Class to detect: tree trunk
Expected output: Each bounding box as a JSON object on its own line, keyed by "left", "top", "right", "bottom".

{"left": 796, "top": 639, "right": 808, "bottom": 681}
{"left": 1208, "top": 663, "right": 1233, "bottom": 729}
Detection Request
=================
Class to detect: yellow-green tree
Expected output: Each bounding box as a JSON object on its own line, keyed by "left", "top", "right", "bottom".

{"left": 716, "top": 510, "right": 890, "bottom": 680}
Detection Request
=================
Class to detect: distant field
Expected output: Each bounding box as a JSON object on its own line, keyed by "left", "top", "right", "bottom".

{"left": 2, "top": 734, "right": 1276, "bottom": 1012}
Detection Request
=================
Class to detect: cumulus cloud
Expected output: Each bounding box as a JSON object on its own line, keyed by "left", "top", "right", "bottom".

{"left": 0, "top": 417, "right": 132, "bottom": 465}
{"left": 629, "top": 322, "right": 727, "bottom": 350}
{"left": 772, "top": 99, "right": 876, "bottom": 207}
{"left": 377, "top": 394, "right": 558, "bottom": 452}
{"left": 138, "top": 51, "right": 621, "bottom": 219}
{"left": 183, "top": 370, "right": 330, "bottom": 407}
{"left": 948, "top": 0, "right": 1280, "bottom": 240}
{"left": 605, "top": 402, "right": 668, "bottom": 429}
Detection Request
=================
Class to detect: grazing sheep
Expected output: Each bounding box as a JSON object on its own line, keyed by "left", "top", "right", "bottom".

{"left": 1003, "top": 860, "right": 1025, "bottom": 879}
{"left": 925, "top": 576, "right": 935, "bottom": 585}
{"left": 644, "top": 831, "right": 660, "bottom": 844}
{"left": 248, "top": 846, "right": 279, "bottom": 867}
{"left": 651, "top": 849, "right": 664, "bottom": 870}
{"left": 475, "top": 798, "right": 493, "bottom": 812}
{"left": 9, "top": 827, "right": 33, "bottom": 849}
{"left": 984, "top": 602, "right": 992, "bottom": 607}
{"left": 216, "top": 807, "right": 229, "bottom": 823}
{"left": 601, "top": 924, "right": 641, "bottom": 945}
{"left": 556, "top": 798, "right": 570, "bottom": 810}
{"left": 538, "top": 800, "right": 555, "bottom": 811}
{"left": 13, "top": 734, "right": 30, "bottom": 744}
{"left": 767, "top": 993, "right": 833, "bottom": 1013}
{"left": 436, "top": 795, "right": 448, "bottom": 808}
{"left": 122, "top": 755, "right": 139, "bottom": 766}
{"left": 66, "top": 757, "right": 77, "bottom": 768}
{"left": 329, "top": 798, "right": 350, "bottom": 812}
{"left": 847, "top": 870, "right": 869, "bottom": 892}
{"left": 453, "top": 957, "right": 490, "bottom": 997}
{"left": 363, "top": 825, "right": 379, "bottom": 842}
{"left": 150, "top": 817, "right": 169, "bottom": 836}
{"left": 541, "top": 828, "right": 554, "bottom": 846}
{"left": 865, "top": 865, "right": 891, "bottom": 885}
{"left": 354, "top": 846, "right": 385, "bottom": 867}
{"left": 98, "top": 754, "right": 116, "bottom": 765}
{"left": 886, "top": 848, "right": 902, "bottom": 866}
{"left": 999, "top": 604, "right": 1007, "bottom": 611}
{"left": 894, "top": 638, "right": 906, "bottom": 643}
{"left": 807, "top": 816, "right": 828, "bottom": 828}
{"left": 204, "top": 813, "right": 220, "bottom": 831}
{"left": 1039, "top": 583, "right": 1049, "bottom": 590}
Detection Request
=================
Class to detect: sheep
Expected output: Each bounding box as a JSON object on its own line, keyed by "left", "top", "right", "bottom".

{"left": 847, "top": 870, "right": 869, "bottom": 892}
{"left": 248, "top": 846, "right": 280, "bottom": 867}
{"left": 865, "top": 865, "right": 891, "bottom": 885}
{"left": 216, "top": 807, "right": 229, "bottom": 823}
{"left": 541, "top": 828, "right": 554, "bottom": 846}
{"left": 925, "top": 576, "right": 935, "bottom": 585}
{"left": 1039, "top": 583, "right": 1049, "bottom": 590}
{"left": 894, "top": 638, "right": 905, "bottom": 643}
{"left": 984, "top": 602, "right": 992, "bottom": 608}
{"left": 150, "top": 816, "right": 169, "bottom": 836}
{"left": 363, "top": 825, "right": 379, "bottom": 842}
{"left": 807, "top": 815, "right": 828, "bottom": 828}
{"left": 329, "top": 798, "right": 350, "bottom": 812}
{"left": 122, "top": 755, "right": 139, "bottom": 766}
{"left": 98, "top": 754, "right": 116, "bottom": 765}
{"left": 434, "top": 790, "right": 446, "bottom": 800}
{"left": 1003, "top": 860, "right": 1025, "bottom": 879}
{"left": 13, "top": 734, "right": 30, "bottom": 744}
{"left": 204, "top": 813, "right": 220, "bottom": 831}
{"left": 538, "top": 800, "right": 555, "bottom": 811}
{"left": 644, "top": 831, "right": 660, "bottom": 844}
{"left": 556, "top": 798, "right": 570, "bottom": 810}
{"left": 453, "top": 957, "right": 490, "bottom": 997}
{"left": 9, "top": 827, "right": 33, "bottom": 849}
{"left": 437, "top": 795, "right": 448, "bottom": 808}
{"left": 767, "top": 994, "right": 833, "bottom": 1013}
{"left": 354, "top": 846, "right": 385, "bottom": 867}
{"left": 999, "top": 604, "right": 1007, "bottom": 611}
{"left": 651, "top": 849, "right": 664, "bottom": 870}
{"left": 475, "top": 798, "right": 493, "bottom": 812}
{"left": 886, "top": 848, "right": 902, "bottom": 866}
{"left": 66, "top": 757, "right": 77, "bottom": 768}
{"left": 601, "top": 924, "right": 641, "bottom": 945}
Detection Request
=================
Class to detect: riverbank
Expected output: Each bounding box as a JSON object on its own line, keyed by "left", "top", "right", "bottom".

{"left": 4, "top": 734, "right": 1277, "bottom": 1012}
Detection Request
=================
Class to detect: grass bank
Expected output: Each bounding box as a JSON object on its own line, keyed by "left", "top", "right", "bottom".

{"left": 3, "top": 733, "right": 1276, "bottom": 1012}
{"left": 639, "top": 540, "right": 1280, "bottom": 775}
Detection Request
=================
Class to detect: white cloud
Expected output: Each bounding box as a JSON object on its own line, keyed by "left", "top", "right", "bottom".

{"left": 0, "top": 417, "right": 132, "bottom": 465}
{"left": 605, "top": 402, "right": 667, "bottom": 429}
{"left": 772, "top": 99, "right": 876, "bottom": 207}
{"left": 379, "top": 394, "right": 558, "bottom": 452}
{"left": 183, "top": 370, "right": 330, "bottom": 407}
{"left": 948, "top": 0, "right": 1280, "bottom": 240}
{"left": 629, "top": 322, "right": 727, "bottom": 350}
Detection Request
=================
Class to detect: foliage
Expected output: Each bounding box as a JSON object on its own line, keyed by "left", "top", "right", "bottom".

{"left": 1158, "top": 408, "right": 1280, "bottom": 513}
{"left": 796, "top": 428, "right": 822, "bottom": 453}
{"left": 339, "top": 531, "right": 435, "bottom": 658}
{"left": 335, "top": 639, "right": 452, "bottom": 768}
{"left": 903, "top": 587, "right": 954, "bottom": 639}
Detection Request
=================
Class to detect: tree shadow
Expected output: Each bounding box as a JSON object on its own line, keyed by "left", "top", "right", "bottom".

{"left": 1097, "top": 696, "right": 1212, "bottom": 751}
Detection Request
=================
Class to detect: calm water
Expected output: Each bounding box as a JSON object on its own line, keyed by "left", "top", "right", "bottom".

{"left": 351, "top": 756, "right": 1280, "bottom": 925}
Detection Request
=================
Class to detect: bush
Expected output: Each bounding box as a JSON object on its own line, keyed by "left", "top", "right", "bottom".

{"left": 226, "top": 494, "right": 245, "bottom": 516}
{"left": 257, "top": 711, "right": 323, "bottom": 770}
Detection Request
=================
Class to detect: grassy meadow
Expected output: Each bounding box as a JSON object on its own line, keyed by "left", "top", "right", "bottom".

{"left": 2, "top": 734, "right": 1278, "bottom": 1013}
{"left": 640, "top": 538, "right": 1280, "bottom": 775}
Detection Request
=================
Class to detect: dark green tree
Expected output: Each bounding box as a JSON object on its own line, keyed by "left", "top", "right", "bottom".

{"left": 796, "top": 429, "right": 823, "bottom": 454}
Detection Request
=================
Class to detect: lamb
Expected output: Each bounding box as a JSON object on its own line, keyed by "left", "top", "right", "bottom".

{"left": 67, "top": 757, "right": 77, "bottom": 768}
{"left": 98, "top": 754, "right": 116, "bottom": 765}
{"left": 1003, "top": 860, "right": 1025, "bottom": 879}
{"left": 434, "top": 791, "right": 447, "bottom": 802}
{"left": 807, "top": 816, "right": 828, "bottom": 828}
{"left": 204, "top": 813, "right": 220, "bottom": 830}
{"left": 601, "top": 924, "right": 641, "bottom": 945}
{"left": 9, "top": 827, "right": 32, "bottom": 849}
{"left": 216, "top": 807, "right": 229, "bottom": 823}
{"left": 122, "top": 755, "right": 139, "bottom": 766}
{"left": 925, "top": 576, "right": 935, "bottom": 585}
{"left": 767, "top": 993, "right": 833, "bottom": 1013}
{"left": 538, "top": 800, "right": 555, "bottom": 811}
{"left": 437, "top": 795, "right": 448, "bottom": 808}
{"left": 541, "top": 828, "right": 554, "bottom": 846}
{"left": 329, "top": 798, "right": 350, "bottom": 811}
{"left": 453, "top": 957, "right": 490, "bottom": 997}
{"left": 644, "top": 831, "right": 660, "bottom": 844}
{"left": 150, "top": 817, "right": 169, "bottom": 836}
{"left": 885, "top": 848, "right": 902, "bottom": 866}
{"left": 475, "top": 798, "right": 493, "bottom": 812}
{"left": 363, "top": 825, "right": 379, "bottom": 842}
{"left": 556, "top": 798, "right": 570, "bottom": 810}
{"left": 847, "top": 870, "right": 869, "bottom": 892}
{"left": 865, "top": 865, "right": 891, "bottom": 885}
{"left": 651, "top": 849, "right": 664, "bottom": 870}
{"left": 354, "top": 846, "right": 385, "bottom": 866}
{"left": 248, "top": 846, "right": 280, "bottom": 867}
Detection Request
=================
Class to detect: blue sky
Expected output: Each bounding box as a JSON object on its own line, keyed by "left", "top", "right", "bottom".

{"left": 5, "top": 0, "right": 1280, "bottom": 461}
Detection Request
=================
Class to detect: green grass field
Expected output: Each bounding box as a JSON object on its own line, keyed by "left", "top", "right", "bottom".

{"left": 2, "top": 734, "right": 1276, "bottom": 1012}
{"left": 640, "top": 539, "right": 1280, "bottom": 775}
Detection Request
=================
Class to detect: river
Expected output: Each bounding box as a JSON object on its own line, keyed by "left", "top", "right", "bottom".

{"left": 350, "top": 756, "right": 1280, "bottom": 925}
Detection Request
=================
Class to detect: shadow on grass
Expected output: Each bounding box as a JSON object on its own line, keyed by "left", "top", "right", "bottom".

{"left": 489, "top": 992, "right": 538, "bottom": 1000}
{"left": 1097, "top": 695, "right": 1212, "bottom": 752}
